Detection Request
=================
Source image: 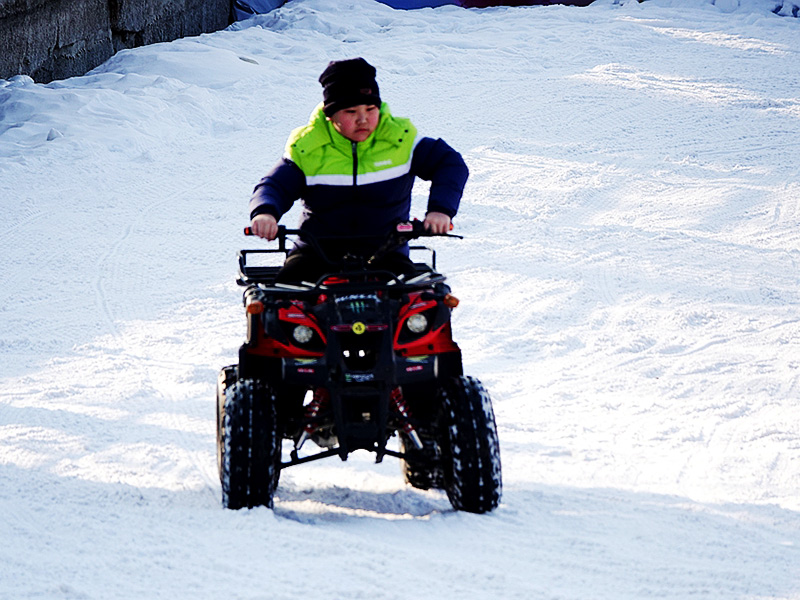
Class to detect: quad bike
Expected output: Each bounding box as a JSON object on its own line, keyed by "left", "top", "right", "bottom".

{"left": 216, "top": 220, "right": 502, "bottom": 513}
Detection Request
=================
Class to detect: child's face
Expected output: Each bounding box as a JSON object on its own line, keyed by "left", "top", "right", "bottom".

{"left": 330, "top": 104, "right": 380, "bottom": 142}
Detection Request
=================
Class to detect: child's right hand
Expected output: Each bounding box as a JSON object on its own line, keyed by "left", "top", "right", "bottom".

{"left": 250, "top": 214, "right": 279, "bottom": 240}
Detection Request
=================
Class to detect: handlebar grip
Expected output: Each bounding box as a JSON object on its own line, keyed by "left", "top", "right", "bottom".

{"left": 243, "top": 225, "right": 287, "bottom": 237}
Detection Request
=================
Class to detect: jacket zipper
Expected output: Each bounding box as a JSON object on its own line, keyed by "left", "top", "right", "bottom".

{"left": 351, "top": 141, "right": 358, "bottom": 187}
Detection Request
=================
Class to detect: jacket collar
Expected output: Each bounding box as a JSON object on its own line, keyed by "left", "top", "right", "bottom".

{"left": 300, "top": 102, "right": 403, "bottom": 153}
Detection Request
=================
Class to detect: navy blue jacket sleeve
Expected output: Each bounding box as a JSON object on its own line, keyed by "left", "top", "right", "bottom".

{"left": 249, "top": 158, "right": 307, "bottom": 220}
{"left": 410, "top": 137, "right": 469, "bottom": 219}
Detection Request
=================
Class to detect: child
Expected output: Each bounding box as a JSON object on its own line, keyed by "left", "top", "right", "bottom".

{"left": 248, "top": 57, "right": 469, "bottom": 283}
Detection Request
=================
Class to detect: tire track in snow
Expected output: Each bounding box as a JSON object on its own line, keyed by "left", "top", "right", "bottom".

{"left": 86, "top": 144, "right": 263, "bottom": 505}
{"left": 0, "top": 206, "right": 45, "bottom": 240}
{"left": 0, "top": 151, "right": 232, "bottom": 507}
{"left": 91, "top": 170, "right": 189, "bottom": 333}
{"left": 94, "top": 223, "right": 134, "bottom": 336}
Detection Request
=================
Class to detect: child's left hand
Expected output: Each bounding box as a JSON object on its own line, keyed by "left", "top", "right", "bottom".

{"left": 423, "top": 212, "right": 451, "bottom": 234}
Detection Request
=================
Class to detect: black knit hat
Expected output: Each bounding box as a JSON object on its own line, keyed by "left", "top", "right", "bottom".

{"left": 319, "top": 58, "right": 381, "bottom": 117}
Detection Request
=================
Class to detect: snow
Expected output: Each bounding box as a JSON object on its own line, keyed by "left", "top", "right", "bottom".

{"left": 1, "top": 0, "right": 800, "bottom": 597}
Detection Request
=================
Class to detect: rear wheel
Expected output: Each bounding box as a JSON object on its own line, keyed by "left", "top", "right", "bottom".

{"left": 216, "top": 366, "right": 237, "bottom": 479}
{"left": 439, "top": 376, "right": 502, "bottom": 513}
{"left": 218, "top": 377, "right": 282, "bottom": 510}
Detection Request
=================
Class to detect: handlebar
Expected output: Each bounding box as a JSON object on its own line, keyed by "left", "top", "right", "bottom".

{"left": 244, "top": 220, "right": 459, "bottom": 240}
{"left": 243, "top": 219, "right": 462, "bottom": 269}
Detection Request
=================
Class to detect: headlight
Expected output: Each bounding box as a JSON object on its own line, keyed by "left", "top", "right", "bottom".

{"left": 406, "top": 313, "right": 428, "bottom": 334}
{"left": 292, "top": 325, "right": 314, "bottom": 344}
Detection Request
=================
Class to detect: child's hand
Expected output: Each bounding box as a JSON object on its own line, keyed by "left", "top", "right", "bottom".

{"left": 250, "top": 214, "right": 279, "bottom": 240}
{"left": 423, "top": 212, "right": 451, "bottom": 235}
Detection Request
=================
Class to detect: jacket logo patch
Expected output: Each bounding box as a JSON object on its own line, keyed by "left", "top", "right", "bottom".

{"left": 374, "top": 159, "right": 393, "bottom": 167}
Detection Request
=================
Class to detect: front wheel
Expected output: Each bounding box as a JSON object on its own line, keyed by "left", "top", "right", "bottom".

{"left": 439, "top": 376, "right": 502, "bottom": 513}
{"left": 218, "top": 377, "right": 281, "bottom": 510}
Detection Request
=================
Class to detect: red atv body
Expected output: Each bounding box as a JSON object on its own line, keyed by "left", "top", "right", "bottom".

{"left": 216, "top": 222, "right": 502, "bottom": 512}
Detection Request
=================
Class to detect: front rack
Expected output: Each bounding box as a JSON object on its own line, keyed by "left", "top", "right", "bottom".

{"left": 236, "top": 246, "right": 440, "bottom": 291}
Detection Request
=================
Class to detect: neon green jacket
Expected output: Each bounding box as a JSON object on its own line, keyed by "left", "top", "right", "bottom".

{"left": 250, "top": 102, "right": 468, "bottom": 247}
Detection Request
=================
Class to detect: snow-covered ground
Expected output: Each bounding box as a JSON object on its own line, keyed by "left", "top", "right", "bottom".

{"left": 2, "top": 0, "right": 800, "bottom": 597}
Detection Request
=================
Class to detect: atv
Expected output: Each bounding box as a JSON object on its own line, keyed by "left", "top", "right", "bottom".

{"left": 216, "top": 220, "right": 502, "bottom": 513}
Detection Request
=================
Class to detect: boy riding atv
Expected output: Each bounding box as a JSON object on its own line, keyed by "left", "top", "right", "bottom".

{"left": 216, "top": 59, "right": 501, "bottom": 514}
{"left": 247, "top": 57, "right": 468, "bottom": 282}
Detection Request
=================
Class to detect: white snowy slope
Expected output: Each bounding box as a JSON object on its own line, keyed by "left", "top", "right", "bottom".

{"left": 1, "top": 0, "right": 800, "bottom": 597}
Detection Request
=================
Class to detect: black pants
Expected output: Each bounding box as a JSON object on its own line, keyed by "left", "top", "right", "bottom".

{"left": 275, "top": 246, "right": 416, "bottom": 285}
